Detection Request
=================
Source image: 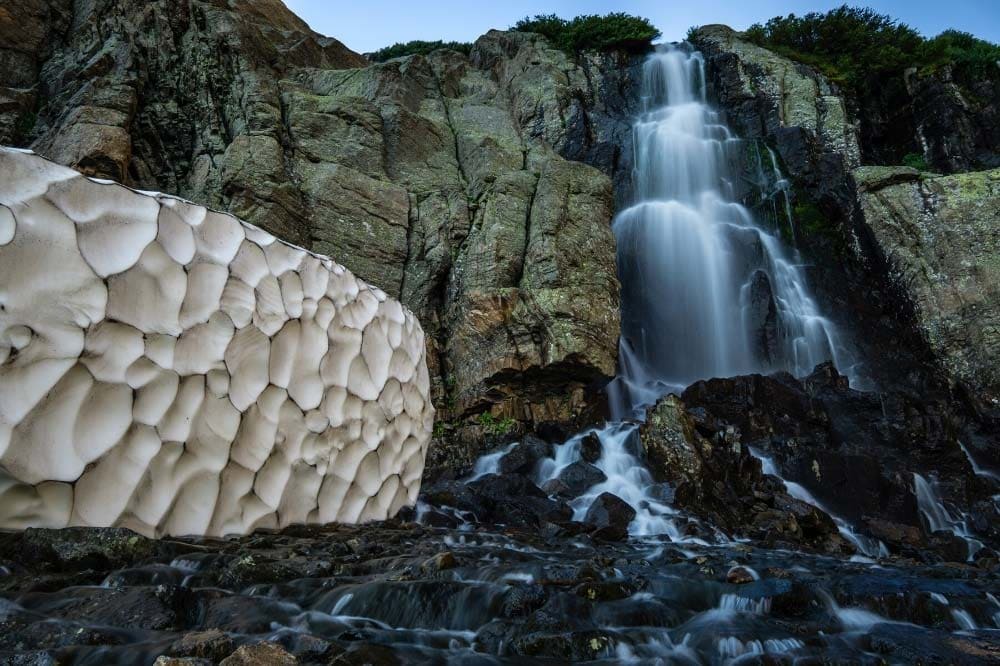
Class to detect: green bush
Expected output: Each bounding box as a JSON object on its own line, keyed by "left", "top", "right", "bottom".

{"left": 370, "top": 39, "right": 472, "bottom": 62}
{"left": 477, "top": 412, "right": 516, "bottom": 436}
{"left": 744, "top": 6, "right": 999, "bottom": 98}
{"left": 513, "top": 13, "right": 660, "bottom": 54}
{"left": 902, "top": 152, "right": 929, "bottom": 171}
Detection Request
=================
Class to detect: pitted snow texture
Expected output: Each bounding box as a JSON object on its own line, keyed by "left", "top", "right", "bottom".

{"left": 0, "top": 148, "right": 434, "bottom": 537}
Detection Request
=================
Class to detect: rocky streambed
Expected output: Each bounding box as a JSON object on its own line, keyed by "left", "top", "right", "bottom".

{"left": 2, "top": 509, "right": 1000, "bottom": 665}
{"left": 3, "top": 362, "right": 1000, "bottom": 665}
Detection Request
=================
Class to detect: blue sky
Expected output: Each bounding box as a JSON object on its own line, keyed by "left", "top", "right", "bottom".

{"left": 283, "top": 1, "right": 1000, "bottom": 54}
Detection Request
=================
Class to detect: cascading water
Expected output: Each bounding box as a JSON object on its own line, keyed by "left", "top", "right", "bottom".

{"left": 534, "top": 44, "right": 861, "bottom": 538}
{"left": 463, "top": 44, "right": 866, "bottom": 541}
{"left": 610, "top": 44, "right": 857, "bottom": 415}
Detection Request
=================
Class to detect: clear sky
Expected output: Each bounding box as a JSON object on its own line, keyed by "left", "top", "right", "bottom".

{"left": 283, "top": 1, "right": 1000, "bottom": 54}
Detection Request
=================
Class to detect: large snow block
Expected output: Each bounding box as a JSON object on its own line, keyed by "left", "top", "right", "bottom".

{"left": 0, "top": 148, "right": 434, "bottom": 537}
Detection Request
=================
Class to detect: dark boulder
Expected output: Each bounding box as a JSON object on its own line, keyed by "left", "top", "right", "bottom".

{"left": 583, "top": 493, "right": 636, "bottom": 541}
{"left": 421, "top": 475, "right": 572, "bottom": 528}
{"left": 557, "top": 461, "right": 607, "bottom": 498}
{"left": 680, "top": 363, "right": 999, "bottom": 556}
{"left": 579, "top": 433, "right": 603, "bottom": 464}
{"left": 498, "top": 435, "right": 554, "bottom": 476}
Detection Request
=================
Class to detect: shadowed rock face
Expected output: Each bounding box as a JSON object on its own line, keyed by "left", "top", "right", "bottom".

{"left": 690, "top": 24, "right": 1000, "bottom": 401}
{"left": 0, "top": 148, "right": 434, "bottom": 537}
{"left": 679, "top": 363, "right": 1000, "bottom": 560}
{"left": 1, "top": 0, "right": 636, "bottom": 479}
{"left": 852, "top": 166, "right": 1000, "bottom": 401}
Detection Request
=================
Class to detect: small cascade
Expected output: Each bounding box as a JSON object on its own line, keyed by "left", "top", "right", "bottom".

{"left": 959, "top": 441, "right": 1000, "bottom": 481}
{"left": 951, "top": 608, "right": 979, "bottom": 631}
{"left": 466, "top": 442, "right": 518, "bottom": 482}
{"left": 913, "top": 473, "right": 984, "bottom": 561}
{"left": 750, "top": 448, "right": 889, "bottom": 559}
{"left": 537, "top": 423, "right": 688, "bottom": 539}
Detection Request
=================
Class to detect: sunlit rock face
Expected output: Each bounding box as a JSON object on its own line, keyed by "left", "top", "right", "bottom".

{"left": 0, "top": 148, "right": 434, "bottom": 537}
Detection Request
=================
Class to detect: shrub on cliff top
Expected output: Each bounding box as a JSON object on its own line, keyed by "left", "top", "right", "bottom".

{"left": 744, "top": 5, "right": 999, "bottom": 97}
{"left": 370, "top": 39, "right": 471, "bottom": 62}
{"left": 513, "top": 13, "right": 660, "bottom": 54}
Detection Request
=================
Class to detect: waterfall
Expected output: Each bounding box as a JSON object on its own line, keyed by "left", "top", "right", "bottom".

{"left": 610, "top": 45, "right": 856, "bottom": 416}
{"left": 468, "top": 44, "right": 862, "bottom": 539}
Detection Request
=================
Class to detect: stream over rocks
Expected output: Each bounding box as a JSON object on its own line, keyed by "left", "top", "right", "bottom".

{"left": 1, "top": 523, "right": 998, "bottom": 664}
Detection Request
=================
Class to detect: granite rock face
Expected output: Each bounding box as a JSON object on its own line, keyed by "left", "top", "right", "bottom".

{"left": 1, "top": 1, "right": 633, "bottom": 479}
{"left": 690, "top": 24, "right": 861, "bottom": 210}
{"left": 906, "top": 66, "right": 1000, "bottom": 174}
{"left": 852, "top": 167, "right": 1000, "bottom": 399}
{"left": 689, "top": 24, "right": 999, "bottom": 397}
{"left": 0, "top": 148, "right": 434, "bottom": 537}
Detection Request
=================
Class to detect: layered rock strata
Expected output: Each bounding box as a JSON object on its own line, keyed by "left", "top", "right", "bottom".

{"left": 0, "top": 148, "right": 434, "bottom": 537}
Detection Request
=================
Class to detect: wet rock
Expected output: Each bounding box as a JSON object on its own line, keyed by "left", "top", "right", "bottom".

{"left": 462, "top": 475, "right": 573, "bottom": 527}
{"left": 583, "top": 493, "right": 636, "bottom": 541}
{"left": 498, "top": 435, "right": 554, "bottom": 475}
{"left": 745, "top": 270, "right": 781, "bottom": 365}
{"left": 199, "top": 593, "right": 299, "bottom": 634}
{"left": 219, "top": 642, "right": 297, "bottom": 666}
{"left": 681, "top": 364, "right": 999, "bottom": 556}
{"left": 514, "top": 629, "right": 616, "bottom": 661}
{"left": 155, "top": 658, "right": 212, "bottom": 666}
{"left": 9, "top": 527, "right": 159, "bottom": 571}
{"left": 927, "top": 532, "right": 973, "bottom": 563}
{"left": 726, "top": 566, "right": 757, "bottom": 584}
{"left": 579, "top": 433, "right": 603, "bottom": 464}
{"left": 166, "top": 630, "right": 235, "bottom": 661}
{"left": 328, "top": 644, "right": 402, "bottom": 665}
{"left": 218, "top": 554, "right": 333, "bottom": 590}
{"left": 535, "top": 422, "right": 574, "bottom": 444}
{"left": 635, "top": 393, "right": 852, "bottom": 552}
{"left": 420, "top": 552, "right": 457, "bottom": 575}
{"left": 540, "top": 478, "right": 572, "bottom": 497}
{"left": 574, "top": 579, "right": 644, "bottom": 602}
{"left": 16, "top": 585, "right": 181, "bottom": 631}
{"left": 866, "top": 622, "right": 1000, "bottom": 664}
{"left": 0, "top": 611, "right": 124, "bottom": 651}
{"left": 557, "top": 461, "right": 607, "bottom": 497}
{"left": 865, "top": 518, "right": 924, "bottom": 550}
{"left": 502, "top": 584, "right": 548, "bottom": 618}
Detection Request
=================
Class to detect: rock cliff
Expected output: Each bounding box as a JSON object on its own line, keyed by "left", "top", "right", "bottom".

{"left": 0, "top": 148, "right": 433, "bottom": 537}
{"left": 1, "top": 0, "right": 641, "bottom": 478}
{"left": 692, "top": 24, "right": 1000, "bottom": 398}
{"left": 852, "top": 166, "right": 1000, "bottom": 400}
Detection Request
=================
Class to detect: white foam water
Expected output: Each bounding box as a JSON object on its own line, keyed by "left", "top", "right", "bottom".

{"left": 750, "top": 447, "right": 889, "bottom": 559}
{"left": 913, "top": 472, "right": 984, "bottom": 561}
